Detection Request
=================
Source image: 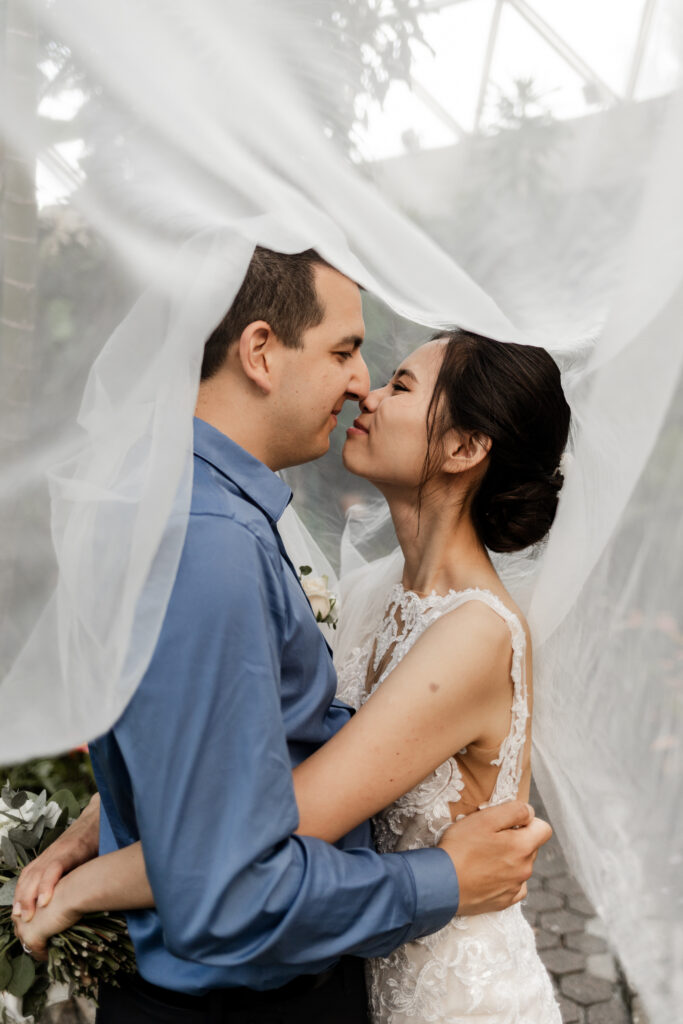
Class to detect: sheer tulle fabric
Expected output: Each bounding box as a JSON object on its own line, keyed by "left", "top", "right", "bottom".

{"left": 0, "top": 2, "right": 681, "bottom": 1019}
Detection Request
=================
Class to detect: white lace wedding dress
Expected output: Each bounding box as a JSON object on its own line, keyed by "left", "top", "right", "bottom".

{"left": 336, "top": 584, "right": 561, "bottom": 1024}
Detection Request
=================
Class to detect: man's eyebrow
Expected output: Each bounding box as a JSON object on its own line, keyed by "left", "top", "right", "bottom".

{"left": 338, "top": 335, "right": 364, "bottom": 349}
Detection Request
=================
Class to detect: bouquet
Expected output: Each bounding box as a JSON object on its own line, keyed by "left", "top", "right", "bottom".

{"left": 0, "top": 783, "right": 135, "bottom": 1021}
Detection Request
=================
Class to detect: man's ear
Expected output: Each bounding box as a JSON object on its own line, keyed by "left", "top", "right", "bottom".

{"left": 442, "top": 429, "right": 491, "bottom": 475}
{"left": 237, "top": 320, "right": 277, "bottom": 394}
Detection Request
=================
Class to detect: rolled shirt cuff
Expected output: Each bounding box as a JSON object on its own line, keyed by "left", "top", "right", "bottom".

{"left": 398, "top": 846, "right": 460, "bottom": 941}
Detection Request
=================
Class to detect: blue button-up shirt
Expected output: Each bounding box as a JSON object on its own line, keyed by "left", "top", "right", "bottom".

{"left": 89, "top": 417, "right": 459, "bottom": 993}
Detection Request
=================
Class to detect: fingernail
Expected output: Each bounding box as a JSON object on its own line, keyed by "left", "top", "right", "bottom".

{"left": 11, "top": 902, "right": 21, "bottom": 918}
{"left": 37, "top": 893, "right": 49, "bottom": 908}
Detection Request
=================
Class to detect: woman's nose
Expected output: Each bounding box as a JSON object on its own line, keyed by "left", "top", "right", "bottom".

{"left": 359, "top": 385, "right": 385, "bottom": 413}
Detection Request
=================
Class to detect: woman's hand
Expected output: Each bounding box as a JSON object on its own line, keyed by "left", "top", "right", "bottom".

{"left": 13, "top": 793, "right": 101, "bottom": 923}
{"left": 12, "top": 874, "right": 84, "bottom": 962}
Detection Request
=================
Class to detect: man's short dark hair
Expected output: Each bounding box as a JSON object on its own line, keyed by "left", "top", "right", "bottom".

{"left": 200, "top": 246, "right": 332, "bottom": 380}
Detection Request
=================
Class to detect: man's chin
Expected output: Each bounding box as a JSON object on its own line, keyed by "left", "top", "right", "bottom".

{"left": 292, "top": 434, "right": 331, "bottom": 467}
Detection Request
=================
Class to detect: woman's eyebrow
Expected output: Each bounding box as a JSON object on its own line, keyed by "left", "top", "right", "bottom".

{"left": 393, "top": 367, "right": 418, "bottom": 383}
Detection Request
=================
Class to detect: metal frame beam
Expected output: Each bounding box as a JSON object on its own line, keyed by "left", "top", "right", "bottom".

{"left": 508, "top": 0, "right": 619, "bottom": 104}
{"left": 625, "top": 0, "right": 657, "bottom": 99}
{"left": 474, "top": 0, "right": 504, "bottom": 129}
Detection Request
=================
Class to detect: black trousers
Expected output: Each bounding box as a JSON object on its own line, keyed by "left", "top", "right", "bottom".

{"left": 96, "top": 958, "right": 370, "bottom": 1024}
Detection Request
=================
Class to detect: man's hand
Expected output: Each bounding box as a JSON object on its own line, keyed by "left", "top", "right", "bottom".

{"left": 438, "top": 801, "right": 551, "bottom": 916}
{"left": 12, "top": 875, "right": 84, "bottom": 962}
{"left": 13, "top": 793, "right": 101, "bottom": 923}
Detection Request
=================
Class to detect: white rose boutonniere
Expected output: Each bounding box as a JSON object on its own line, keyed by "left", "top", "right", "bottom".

{"left": 299, "top": 566, "right": 338, "bottom": 629}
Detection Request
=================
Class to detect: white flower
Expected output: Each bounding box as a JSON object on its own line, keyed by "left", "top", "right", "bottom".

{"left": 0, "top": 794, "right": 61, "bottom": 839}
{"left": 559, "top": 451, "right": 574, "bottom": 476}
{"left": 300, "top": 575, "right": 332, "bottom": 621}
{"left": 44, "top": 801, "right": 62, "bottom": 829}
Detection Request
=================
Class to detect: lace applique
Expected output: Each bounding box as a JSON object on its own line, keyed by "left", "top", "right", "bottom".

{"left": 336, "top": 584, "right": 560, "bottom": 1024}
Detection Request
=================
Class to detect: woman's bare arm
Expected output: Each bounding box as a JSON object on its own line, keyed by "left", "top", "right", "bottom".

{"left": 293, "top": 601, "right": 513, "bottom": 843}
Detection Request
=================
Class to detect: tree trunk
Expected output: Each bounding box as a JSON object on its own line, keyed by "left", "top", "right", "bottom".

{"left": 0, "top": 0, "right": 39, "bottom": 445}
{"left": 0, "top": 0, "right": 39, "bottom": 670}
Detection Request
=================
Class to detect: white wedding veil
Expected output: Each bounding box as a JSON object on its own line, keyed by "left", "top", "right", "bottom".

{"left": 1, "top": 1, "right": 681, "bottom": 1018}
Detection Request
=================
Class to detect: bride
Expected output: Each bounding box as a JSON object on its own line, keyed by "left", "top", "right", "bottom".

{"left": 15, "top": 328, "right": 569, "bottom": 1022}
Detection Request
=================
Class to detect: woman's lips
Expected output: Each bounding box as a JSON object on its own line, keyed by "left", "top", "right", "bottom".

{"left": 347, "top": 419, "right": 369, "bottom": 437}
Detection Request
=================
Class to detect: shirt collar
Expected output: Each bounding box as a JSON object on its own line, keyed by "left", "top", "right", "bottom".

{"left": 193, "top": 417, "right": 292, "bottom": 523}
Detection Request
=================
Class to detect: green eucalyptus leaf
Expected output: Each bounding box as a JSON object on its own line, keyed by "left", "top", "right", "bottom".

{"left": 0, "top": 952, "right": 12, "bottom": 990}
{"left": 0, "top": 838, "right": 17, "bottom": 871}
{"left": 39, "top": 808, "right": 69, "bottom": 851}
{"left": 0, "top": 880, "right": 17, "bottom": 907}
{"left": 299, "top": 565, "right": 312, "bottom": 576}
{"left": 9, "top": 791, "right": 29, "bottom": 811}
{"left": 7, "top": 952, "right": 35, "bottom": 997}
{"left": 10, "top": 818, "right": 44, "bottom": 851}
{"left": 23, "top": 985, "right": 49, "bottom": 1019}
{"left": 49, "top": 789, "right": 81, "bottom": 821}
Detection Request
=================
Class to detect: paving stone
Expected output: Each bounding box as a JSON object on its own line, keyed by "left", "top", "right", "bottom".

{"left": 560, "top": 972, "right": 614, "bottom": 1006}
{"left": 565, "top": 932, "right": 608, "bottom": 955}
{"left": 525, "top": 887, "right": 565, "bottom": 914}
{"left": 534, "top": 927, "right": 562, "bottom": 951}
{"left": 586, "top": 995, "right": 630, "bottom": 1024}
{"left": 586, "top": 952, "right": 618, "bottom": 983}
{"left": 568, "top": 892, "right": 596, "bottom": 917}
{"left": 547, "top": 874, "right": 585, "bottom": 897}
{"left": 539, "top": 908, "right": 588, "bottom": 936}
{"left": 521, "top": 906, "right": 538, "bottom": 927}
{"left": 557, "top": 994, "right": 584, "bottom": 1023}
{"left": 535, "top": 841, "right": 570, "bottom": 879}
{"left": 630, "top": 995, "right": 651, "bottom": 1024}
{"left": 530, "top": 781, "right": 647, "bottom": 1021}
{"left": 585, "top": 916, "right": 609, "bottom": 939}
{"left": 540, "top": 947, "right": 586, "bottom": 975}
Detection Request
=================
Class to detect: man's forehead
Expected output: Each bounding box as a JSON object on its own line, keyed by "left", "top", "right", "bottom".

{"left": 314, "top": 263, "right": 362, "bottom": 305}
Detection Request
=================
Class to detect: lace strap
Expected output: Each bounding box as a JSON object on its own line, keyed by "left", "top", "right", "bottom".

{"left": 423, "top": 589, "right": 530, "bottom": 806}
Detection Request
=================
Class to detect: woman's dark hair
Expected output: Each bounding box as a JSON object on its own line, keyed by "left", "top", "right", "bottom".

{"left": 422, "top": 329, "right": 571, "bottom": 553}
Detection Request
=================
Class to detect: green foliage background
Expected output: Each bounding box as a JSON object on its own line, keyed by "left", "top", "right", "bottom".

{"left": 0, "top": 753, "right": 96, "bottom": 811}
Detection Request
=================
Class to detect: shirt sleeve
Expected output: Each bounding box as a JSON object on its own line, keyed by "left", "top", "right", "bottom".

{"left": 112, "top": 512, "right": 459, "bottom": 977}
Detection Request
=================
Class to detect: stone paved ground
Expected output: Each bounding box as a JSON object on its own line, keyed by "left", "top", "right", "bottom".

{"left": 524, "top": 783, "right": 649, "bottom": 1024}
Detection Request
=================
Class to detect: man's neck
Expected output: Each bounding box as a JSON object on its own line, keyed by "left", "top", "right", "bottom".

{"left": 194, "top": 394, "right": 277, "bottom": 470}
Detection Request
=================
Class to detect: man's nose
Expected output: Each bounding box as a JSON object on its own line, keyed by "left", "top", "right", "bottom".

{"left": 347, "top": 351, "right": 371, "bottom": 402}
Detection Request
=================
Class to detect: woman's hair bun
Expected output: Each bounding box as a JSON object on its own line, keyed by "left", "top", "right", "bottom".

{"left": 476, "top": 470, "right": 564, "bottom": 554}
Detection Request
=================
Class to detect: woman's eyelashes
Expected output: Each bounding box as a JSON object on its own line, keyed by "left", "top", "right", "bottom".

{"left": 391, "top": 380, "right": 409, "bottom": 392}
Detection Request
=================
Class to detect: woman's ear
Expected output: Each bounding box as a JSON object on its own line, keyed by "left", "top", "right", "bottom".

{"left": 442, "top": 429, "right": 491, "bottom": 475}
{"left": 237, "top": 320, "right": 276, "bottom": 394}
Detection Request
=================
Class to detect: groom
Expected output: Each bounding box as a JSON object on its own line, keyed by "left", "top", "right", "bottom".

{"left": 18, "top": 247, "right": 551, "bottom": 1023}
